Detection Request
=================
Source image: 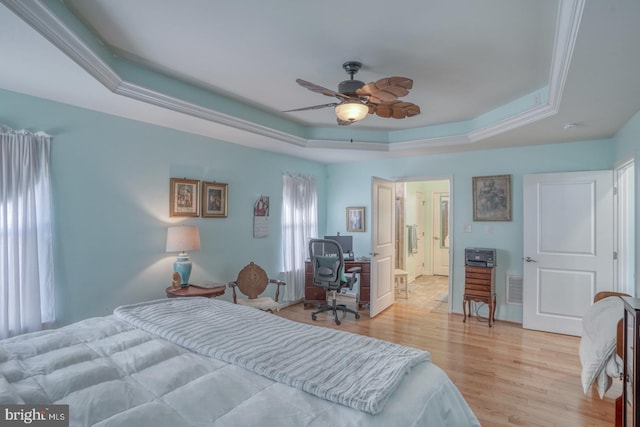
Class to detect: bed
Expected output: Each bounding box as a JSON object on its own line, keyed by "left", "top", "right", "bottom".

{"left": 0, "top": 298, "right": 480, "bottom": 426}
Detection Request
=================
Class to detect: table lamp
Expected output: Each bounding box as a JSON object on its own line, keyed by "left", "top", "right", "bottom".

{"left": 166, "top": 226, "right": 201, "bottom": 287}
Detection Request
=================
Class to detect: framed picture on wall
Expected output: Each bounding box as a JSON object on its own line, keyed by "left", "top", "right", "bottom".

{"left": 346, "top": 206, "right": 366, "bottom": 232}
{"left": 201, "top": 181, "right": 228, "bottom": 218}
{"left": 169, "top": 178, "right": 199, "bottom": 217}
{"left": 472, "top": 174, "right": 512, "bottom": 221}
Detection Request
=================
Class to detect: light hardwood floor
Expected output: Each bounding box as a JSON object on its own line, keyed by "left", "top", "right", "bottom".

{"left": 277, "top": 302, "right": 615, "bottom": 426}
{"left": 394, "top": 274, "right": 449, "bottom": 311}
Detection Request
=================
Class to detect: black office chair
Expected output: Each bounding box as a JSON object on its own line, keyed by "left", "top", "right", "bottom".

{"left": 308, "top": 238, "right": 361, "bottom": 325}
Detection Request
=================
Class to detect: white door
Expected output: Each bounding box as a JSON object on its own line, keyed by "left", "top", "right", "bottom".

{"left": 370, "top": 177, "right": 395, "bottom": 318}
{"left": 523, "top": 171, "right": 614, "bottom": 336}
{"left": 415, "top": 191, "right": 426, "bottom": 277}
{"left": 432, "top": 192, "right": 450, "bottom": 276}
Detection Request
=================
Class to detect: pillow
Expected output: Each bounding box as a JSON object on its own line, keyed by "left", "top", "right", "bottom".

{"left": 579, "top": 296, "right": 624, "bottom": 397}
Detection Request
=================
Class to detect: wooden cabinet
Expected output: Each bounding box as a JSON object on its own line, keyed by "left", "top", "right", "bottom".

{"left": 463, "top": 266, "right": 496, "bottom": 327}
{"left": 304, "top": 260, "right": 370, "bottom": 309}
{"left": 621, "top": 297, "right": 640, "bottom": 427}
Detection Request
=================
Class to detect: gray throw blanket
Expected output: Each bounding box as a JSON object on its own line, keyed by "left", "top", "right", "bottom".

{"left": 114, "top": 298, "right": 430, "bottom": 415}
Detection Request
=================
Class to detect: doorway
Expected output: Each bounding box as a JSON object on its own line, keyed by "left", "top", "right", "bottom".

{"left": 393, "top": 179, "right": 451, "bottom": 312}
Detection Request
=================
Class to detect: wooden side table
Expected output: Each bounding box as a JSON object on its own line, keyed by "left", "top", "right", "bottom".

{"left": 165, "top": 284, "right": 226, "bottom": 298}
{"left": 462, "top": 266, "right": 496, "bottom": 327}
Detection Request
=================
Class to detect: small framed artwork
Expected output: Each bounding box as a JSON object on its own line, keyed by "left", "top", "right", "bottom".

{"left": 346, "top": 206, "right": 366, "bottom": 232}
{"left": 169, "top": 178, "right": 199, "bottom": 217}
{"left": 472, "top": 174, "right": 512, "bottom": 221}
{"left": 201, "top": 181, "right": 228, "bottom": 218}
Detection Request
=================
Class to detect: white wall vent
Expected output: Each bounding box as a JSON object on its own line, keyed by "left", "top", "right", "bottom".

{"left": 506, "top": 274, "right": 523, "bottom": 305}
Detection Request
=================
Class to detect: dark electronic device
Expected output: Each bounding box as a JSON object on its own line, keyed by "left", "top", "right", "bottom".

{"left": 464, "top": 247, "right": 496, "bottom": 267}
{"left": 323, "top": 234, "right": 354, "bottom": 261}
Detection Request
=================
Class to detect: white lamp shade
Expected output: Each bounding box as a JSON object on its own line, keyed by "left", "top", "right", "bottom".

{"left": 335, "top": 101, "right": 369, "bottom": 122}
{"left": 166, "top": 226, "right": 201, "bottom": 252}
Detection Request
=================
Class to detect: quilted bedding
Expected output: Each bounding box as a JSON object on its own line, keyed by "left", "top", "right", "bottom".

{"left": 114, "top": 298, "right": 429, "bottom": 415}
{"left": 0, "top": 298, "right": 480, "bottom": 427}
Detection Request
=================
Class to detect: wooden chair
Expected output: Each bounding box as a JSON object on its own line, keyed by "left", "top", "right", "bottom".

{"left": 228, "top": 262, "right": 286, "bottom": 312}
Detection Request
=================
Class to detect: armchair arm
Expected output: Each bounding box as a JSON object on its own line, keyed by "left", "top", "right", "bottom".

{"left": 268, "top": 278, "right": 286, "bottom": 302}
{"left": 227, "top": 281, "right": 239, "bottom": 304}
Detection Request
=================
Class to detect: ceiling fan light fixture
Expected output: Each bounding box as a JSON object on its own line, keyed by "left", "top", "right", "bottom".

{"left": 335, "top": 100, "right": 369, "bottom": 123}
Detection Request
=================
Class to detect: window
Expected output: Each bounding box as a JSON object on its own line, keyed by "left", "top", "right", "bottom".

{"left": 0, "top": 127, "right": 55, "bottom": 338}
{"left": 281, "top": 173, "right": 318, "bottom": 301}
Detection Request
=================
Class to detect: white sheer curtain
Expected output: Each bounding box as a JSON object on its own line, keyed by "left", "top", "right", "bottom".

{"left": 281, "top": 173, "right": 318, "bottom": 302}
{"left": 0, "top": 126, "right": 55, "bottom": 339}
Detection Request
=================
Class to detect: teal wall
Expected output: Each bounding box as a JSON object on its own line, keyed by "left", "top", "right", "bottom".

{"left": 326, "top": 139, "right": 615, "bottom": 322}
{"left": 615, "top": 110, "right": 640, "bottom": 165}
{"left": 0, "top": 89, "right": 327, "bottom": 326}
{"left": 5, "top": 87, "right": 639, "bottom": 326}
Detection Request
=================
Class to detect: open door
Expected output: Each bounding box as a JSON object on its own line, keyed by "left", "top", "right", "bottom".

{"left": 370, "top": 177, "right": 395, "bottom": 317}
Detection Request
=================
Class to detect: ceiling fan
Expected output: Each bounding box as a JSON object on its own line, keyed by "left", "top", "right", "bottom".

{"left": 284, "top": 61, "right": 421, "bottom": 126}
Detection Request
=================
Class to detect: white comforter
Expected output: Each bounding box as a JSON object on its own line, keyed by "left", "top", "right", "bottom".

{"left": 114, "top": 298, "right": 429, "bottom": 415}
{"left": 1, "top": 298, "right": 480, "bottom": 426}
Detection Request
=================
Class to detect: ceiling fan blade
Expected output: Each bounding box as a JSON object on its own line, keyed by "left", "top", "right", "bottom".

{"left": 296, "top": 79, "right": 349, "bottom": 100}
{"left": 337, "top": 117, "right": 355, "bottom": 126}
{"left": 282, "top": 102, "right": 338, "bottom": 113}
{"left": 356, "top": 77, "right": 413, "bottom": 103}
{"left": 370, "top": 101, "right": 421, "bottom": 119}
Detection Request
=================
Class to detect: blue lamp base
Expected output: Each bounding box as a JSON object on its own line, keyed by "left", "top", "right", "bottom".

{"left": 174, "top": 253, "right": 192, "bottom": 287}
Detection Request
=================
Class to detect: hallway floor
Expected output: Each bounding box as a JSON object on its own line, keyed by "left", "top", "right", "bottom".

{"left": 394, "top": 274, "right": 449, "bottom": 312}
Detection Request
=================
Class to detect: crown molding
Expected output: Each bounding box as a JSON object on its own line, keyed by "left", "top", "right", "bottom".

{"left": 1, "top": 0, "right": 584, "bottom": 155}
{"left": 115, "top": 81, "right": 308, "bottom": 147}
{"left": 2, "top": 0, "right": 122, "bottom": 91}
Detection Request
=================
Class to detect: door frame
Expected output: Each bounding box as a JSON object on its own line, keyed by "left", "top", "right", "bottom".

{"left": 431, "top": 191, "right": 450, "bottom": 276}
{"left": 375, "top": 175, "right": 453, "bottom": 313}
{"left": 614, "top": 158, "right": 635, "bottom": 296}
{"left": 415, "top": 191, "right": 426, "bottom": 277}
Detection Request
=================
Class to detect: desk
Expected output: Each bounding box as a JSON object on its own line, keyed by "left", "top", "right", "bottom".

{"left": 166, "top": 284, "right": 226, "bottom": 298}
{"left": 304, "top": 260, "right": 370, "bottom": 309}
